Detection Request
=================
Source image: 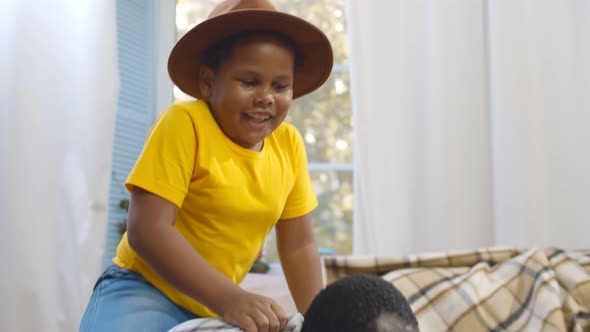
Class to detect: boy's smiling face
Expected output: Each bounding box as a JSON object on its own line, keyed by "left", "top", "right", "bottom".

{"left": 200, "top": 34, "right": 295, "bottom": 151}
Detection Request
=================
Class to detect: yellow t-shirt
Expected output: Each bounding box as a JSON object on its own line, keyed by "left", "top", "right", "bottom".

{"left": 113, "top": 100, "right": 318, "bottom": 317}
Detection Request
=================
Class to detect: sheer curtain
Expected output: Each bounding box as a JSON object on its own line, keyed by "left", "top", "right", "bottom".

{"left": 348, "top": 0, "right": 590, "bottom": 256}
{"left": 0, "top": 1, "right": 118, "bottom": 331}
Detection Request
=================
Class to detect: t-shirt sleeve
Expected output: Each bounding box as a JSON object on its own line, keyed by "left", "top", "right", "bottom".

{"left": 125, "top": 105, "right": 197, "bottom": 208}
{"left": 280, "top": 128, "right": 318, "bottom": 220}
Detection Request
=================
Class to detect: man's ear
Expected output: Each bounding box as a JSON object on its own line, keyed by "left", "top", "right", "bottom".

{"left": 199, "top": 66, "right": 215, "bottom": 100}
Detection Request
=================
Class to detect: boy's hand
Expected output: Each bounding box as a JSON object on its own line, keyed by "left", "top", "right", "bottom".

{"left": 220, "top": 289, "right": 287, "bottom": 332}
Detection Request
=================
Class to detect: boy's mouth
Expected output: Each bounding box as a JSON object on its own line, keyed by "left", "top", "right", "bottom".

{"left": 242, "top": 112, "right": 272, "bottom": 123}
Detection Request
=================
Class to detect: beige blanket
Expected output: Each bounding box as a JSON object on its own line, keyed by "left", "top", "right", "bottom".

{"left": 322, "top": 247, "right": 590, "bottom": 331}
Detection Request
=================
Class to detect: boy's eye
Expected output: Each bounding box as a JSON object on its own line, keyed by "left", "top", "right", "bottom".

{"left": 240, "top": 79, "right": 256, "bottom": 86}
{"left": 273, "top": 83, "right": 288, "bottom": 90}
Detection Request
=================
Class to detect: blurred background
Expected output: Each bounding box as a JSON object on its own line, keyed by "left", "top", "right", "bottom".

{"left": 1, "top": 0, "right": 589, "bottom": 331}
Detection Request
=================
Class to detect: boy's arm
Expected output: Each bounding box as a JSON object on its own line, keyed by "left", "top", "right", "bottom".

{"left": 276, "top": 213, "right": 322, "bottom": 314}
{"left": 127, "top": 187, "right": 287, "bottom": 332}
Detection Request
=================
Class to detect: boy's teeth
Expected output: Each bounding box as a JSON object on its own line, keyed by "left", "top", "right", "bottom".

{"left": 247, "top": 114, "right": 269, "bottom": 121}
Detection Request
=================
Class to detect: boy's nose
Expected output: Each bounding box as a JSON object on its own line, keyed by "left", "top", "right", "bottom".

{"left": 254, "top": 89, "right": 274, "bottom": 106}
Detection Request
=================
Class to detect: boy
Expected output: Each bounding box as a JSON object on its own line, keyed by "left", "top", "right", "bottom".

{"left": 79, "top": 1, "right": 333, "bottom": 331}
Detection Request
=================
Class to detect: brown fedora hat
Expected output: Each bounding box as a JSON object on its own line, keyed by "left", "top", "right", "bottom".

{"left": 168, "top": 0, "right": 334, "bottom": 100}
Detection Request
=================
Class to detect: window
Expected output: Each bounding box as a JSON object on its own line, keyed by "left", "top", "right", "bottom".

{"left": 104, "top": 0, "right": 156, "bottom": 268}
{"left": 176, "top": 0, "right": 353, "bottom": 261}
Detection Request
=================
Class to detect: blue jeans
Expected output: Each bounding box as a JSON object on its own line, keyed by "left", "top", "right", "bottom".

{"left": 80, "top": 265, "right": 199, "bottom": 332}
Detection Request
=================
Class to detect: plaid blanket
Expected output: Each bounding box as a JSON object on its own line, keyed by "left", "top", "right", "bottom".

{"left": 322, "top": 247, "right": 590, "bottom": 332}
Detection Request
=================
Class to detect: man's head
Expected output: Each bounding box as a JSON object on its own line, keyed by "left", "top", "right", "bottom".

{"left": 302, "top": 274, "right": 419, "bottom": 332}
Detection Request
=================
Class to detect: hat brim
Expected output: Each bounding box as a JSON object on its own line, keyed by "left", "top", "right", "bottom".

{"left": 168, "top": 10, "right": 334, "bottom": 100}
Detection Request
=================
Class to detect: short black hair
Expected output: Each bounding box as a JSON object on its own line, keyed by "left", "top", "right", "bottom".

{"left": 302, "top": 274, "right": 419, "bottom": 332}
{"left": 202, "top": 30, "right": 303, "bottom": 72}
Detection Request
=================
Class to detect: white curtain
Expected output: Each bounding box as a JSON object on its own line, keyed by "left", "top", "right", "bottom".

{"left": 349, "top": 0, "right": 590, "bottom": 256}
{"left": 0, "top": 1, "right": 118, "bottom": 331}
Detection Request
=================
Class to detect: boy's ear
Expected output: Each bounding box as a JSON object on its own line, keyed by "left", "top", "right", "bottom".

{"left": 198, "top": 66, "right": 215, "bottom": 100}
